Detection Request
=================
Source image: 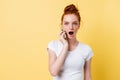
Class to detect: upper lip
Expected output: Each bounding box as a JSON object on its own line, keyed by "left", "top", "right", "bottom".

{"left": 68, "top": 31, "right": 74, "bottom": 33}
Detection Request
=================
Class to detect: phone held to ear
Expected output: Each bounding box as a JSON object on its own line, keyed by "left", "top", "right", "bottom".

{"left": 61, "top": 29, "right": 67, "bottom": 39}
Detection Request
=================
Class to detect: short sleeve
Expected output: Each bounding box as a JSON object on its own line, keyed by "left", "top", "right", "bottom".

{"left": 47, "top": 41, "right": 55, "bottom": 53}
{"left": 85, "top": 47, "right": 94, "bottom": 61}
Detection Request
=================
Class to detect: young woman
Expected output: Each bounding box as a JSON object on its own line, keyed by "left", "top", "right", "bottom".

{"left": 47, "top": 4, "right": 93, "bottom": 80}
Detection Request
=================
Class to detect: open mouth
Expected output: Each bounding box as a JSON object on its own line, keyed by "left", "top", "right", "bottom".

{"left": 69, "top": 31, "right": 74, "bottom": 35}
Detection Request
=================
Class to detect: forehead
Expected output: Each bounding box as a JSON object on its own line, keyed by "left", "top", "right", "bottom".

{"left": 63, "top": 14, "right": 78, "bottom": 22}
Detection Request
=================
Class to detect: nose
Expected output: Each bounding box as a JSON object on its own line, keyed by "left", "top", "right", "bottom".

{"left": 69, "top": 25, "right": 73, "bottom": 30}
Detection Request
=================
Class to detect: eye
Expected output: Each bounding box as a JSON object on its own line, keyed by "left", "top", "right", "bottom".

{"left": 73, "top": 22, "right": 78, "bottom": 26}
{"left": 64, "top": 22, "right": 69, "bottom": 25}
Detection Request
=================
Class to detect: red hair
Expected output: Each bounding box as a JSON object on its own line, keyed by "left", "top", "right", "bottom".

{"left": 61, "top": 4, "right": 81, "bottom": 24}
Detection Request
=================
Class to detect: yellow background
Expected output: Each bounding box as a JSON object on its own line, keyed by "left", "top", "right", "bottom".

{"left": 0, "top": 0, "right": 120, "bottom": 80}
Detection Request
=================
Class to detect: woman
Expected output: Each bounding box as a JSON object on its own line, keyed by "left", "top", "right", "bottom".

{"left": 47, "top": 4, "right": 93, "bottom": 80}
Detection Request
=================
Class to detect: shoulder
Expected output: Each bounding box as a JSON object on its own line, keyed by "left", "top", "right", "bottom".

{"left": 79, "top": 42, "right": 94, "bottom": 61}
{"left": 47, "top": 40, "right": 63, "bottom": 56}
{"left": 47, "top": 40, "right": 62, "bottom": 50}
{"left": 48, "top": 40, "right": 62, "bottom": 46}
{"left": 79, "top": 42, "right": 92, "bottom": 52}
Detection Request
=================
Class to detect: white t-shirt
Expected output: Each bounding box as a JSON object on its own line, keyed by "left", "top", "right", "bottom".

{"left": 47, "top": 40, "right": 93, "bottom": 80}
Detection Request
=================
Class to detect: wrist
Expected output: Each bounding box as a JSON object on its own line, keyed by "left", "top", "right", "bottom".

{"left": 63, "top": 44, "right": 68, "bottom": 49}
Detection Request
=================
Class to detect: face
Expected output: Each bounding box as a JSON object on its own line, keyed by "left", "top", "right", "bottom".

{"left": 62, "top": 14, "right": 80, "bottom": 39}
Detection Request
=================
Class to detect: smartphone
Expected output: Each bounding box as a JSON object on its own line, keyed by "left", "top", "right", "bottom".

{"left": 61, "top": 29, "right": 67, "bottom": 39}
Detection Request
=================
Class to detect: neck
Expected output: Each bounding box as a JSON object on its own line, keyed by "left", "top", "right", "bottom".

{"left": 67, "top": 38, "right": 79, "bottom": 51}
{"left": 68, "top": 38, "right": 78, "bottom": 46}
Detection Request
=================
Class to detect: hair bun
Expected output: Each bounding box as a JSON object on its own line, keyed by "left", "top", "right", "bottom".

{"left": 64, "top": 4, "right": 78, "bottom": 13}
{"left": 61, "top": 4, "right": 81, "bottom": 24}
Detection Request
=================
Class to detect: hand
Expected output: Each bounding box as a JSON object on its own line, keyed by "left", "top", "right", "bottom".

{"left": 59, "top": 30, "right": 68, "bottom": 47}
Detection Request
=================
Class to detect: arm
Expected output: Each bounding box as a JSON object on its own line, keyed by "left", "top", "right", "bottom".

{"left": 47, "top": 44, "right": 68, "bottom": 76}
{"left": 47, "top": 31, "right": 68, "bottom": 76}
{"left": 84, "top": 58, "right": 92, "bottom": 80}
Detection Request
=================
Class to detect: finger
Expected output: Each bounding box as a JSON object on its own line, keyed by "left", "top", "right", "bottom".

{"left": 61, "top": 32, "right": 66, "bottom": 39}
{"left": 61, "top": 31, "right": 65, "bottom": 38}
{"left": 59, "top": 30, "right": 64, "bottom": 36}
{"left": 59, "top": 31, "right": 63, "bottom": 39}
{"left": 59, "top": 30, "right": 66, "bottom": 37}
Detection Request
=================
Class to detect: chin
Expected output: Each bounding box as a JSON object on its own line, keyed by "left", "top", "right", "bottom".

{"left": 68, "top": 36, "right": 75, "bottom": 40}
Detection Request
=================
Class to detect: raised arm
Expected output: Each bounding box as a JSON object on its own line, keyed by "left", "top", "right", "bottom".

{"left": 47, "top": 31, "right": 68, "bottom": 76}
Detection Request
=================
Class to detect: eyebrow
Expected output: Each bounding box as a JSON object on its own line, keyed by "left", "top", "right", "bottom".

{"left": 63, "top": 21, "right": 78, "bottom": 23}
{"left": 73, "top": 20, "right": 79, "bottom": 22}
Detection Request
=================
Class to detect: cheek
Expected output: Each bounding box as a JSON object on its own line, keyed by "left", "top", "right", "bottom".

{"left": 75, "top": 27, "right": 79, "bottom": 32}
{"left": 62, "top": 26, "right": 68, "bottom": 30}
{"left": 76, "top": 26, "right": 80, "bottom": 30}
